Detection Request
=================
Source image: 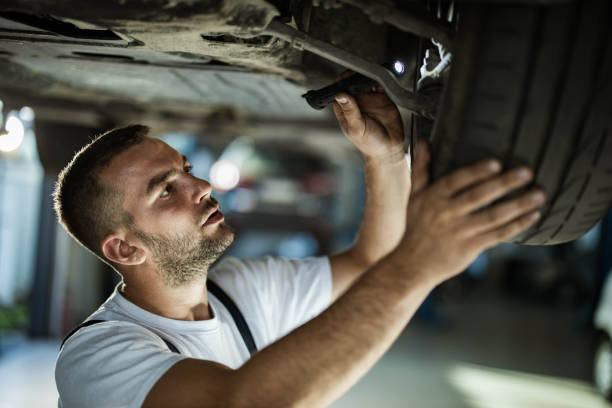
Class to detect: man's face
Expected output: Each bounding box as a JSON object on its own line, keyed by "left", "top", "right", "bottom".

{"left": 100, "top": 137, "right": 234, "bottom": 286}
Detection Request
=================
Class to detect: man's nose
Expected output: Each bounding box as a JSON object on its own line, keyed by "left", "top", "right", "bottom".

{"left": 192, "top": 177, "right": 212, "bottom": 204}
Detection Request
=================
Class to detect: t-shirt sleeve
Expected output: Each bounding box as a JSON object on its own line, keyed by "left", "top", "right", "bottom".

{"left": 209, "top": 256, "right": 332, "bottom": 347}
{"left": 55, "top": 321, "right": 186, "bottom": 408}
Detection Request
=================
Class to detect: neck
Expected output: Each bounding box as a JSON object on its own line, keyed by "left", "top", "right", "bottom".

{"left": 119, "top": 270, "right": 213, "bottom": 321}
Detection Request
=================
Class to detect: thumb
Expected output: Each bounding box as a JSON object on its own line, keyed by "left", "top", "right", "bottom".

{"left": 334, "top": 93, "right": 365, "bottom": 137}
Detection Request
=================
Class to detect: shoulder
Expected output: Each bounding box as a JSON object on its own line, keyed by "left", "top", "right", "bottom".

{"left": 56, "top": 320, "right": 184, "bottom": 408}
{"left": 208, "top": 255, "right": 331, "bottom": 311}
{"left": 59, "top": 320, "right": 161, "bottom": 352}
{"left": 57, "top": 320, "right": 174, "bottom": 374}
{"left": 209, "top": 255, "right": 329, "bottom": 298}
{"left": 207, "top": 256, "right": 332, "bottom": 348}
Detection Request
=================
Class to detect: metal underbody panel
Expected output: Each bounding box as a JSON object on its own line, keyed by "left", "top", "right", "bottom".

{"left": 0, "top": 0, "right": 418, "bottom": 130}
{"left": 0, "top": 0, "right": 331, "bottom": 126}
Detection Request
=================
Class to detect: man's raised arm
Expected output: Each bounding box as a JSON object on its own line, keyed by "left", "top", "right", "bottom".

{"left": 144, "top": 156, "right": 545, "bottom": 408}
{"left": 328, "top": 86, "right": 430, "bottom": 301}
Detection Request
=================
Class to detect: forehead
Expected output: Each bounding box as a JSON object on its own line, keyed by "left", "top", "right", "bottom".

{"left": 99, "top": 137, "right": 181, "bottom": 196}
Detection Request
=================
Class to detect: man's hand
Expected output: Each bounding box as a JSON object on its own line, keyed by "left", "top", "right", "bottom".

{"left": 332, "top": 74, "right": 404, "bottom": 162}
{"left": 329, "top": 74, "right": 414, "bottom": 299}
{"left": 398, "top": 160, "right": 545, "bottom": 286}
{"left": 330, "top": 72, "right": 430, "bottom": 193}
{"left": 329, "top": 74, "right": 434, "bottom": 299}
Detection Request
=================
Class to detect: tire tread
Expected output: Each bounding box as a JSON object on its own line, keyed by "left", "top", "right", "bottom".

{"left": 431, "top": 0, "right": 612, "bottom": 245}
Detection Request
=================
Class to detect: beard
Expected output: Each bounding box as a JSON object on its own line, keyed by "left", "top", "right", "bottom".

{"left": 131, "top": 223, "right": 235, "bottom": 288}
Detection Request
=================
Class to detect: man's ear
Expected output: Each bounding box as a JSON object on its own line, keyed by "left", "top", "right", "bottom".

{"left": 101, "top": 233, "right": 146, "bottom": 265}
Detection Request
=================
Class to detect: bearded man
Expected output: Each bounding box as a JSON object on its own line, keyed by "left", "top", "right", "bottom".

{"left": 53, "top": 87, "right": 544, "bottom": 407}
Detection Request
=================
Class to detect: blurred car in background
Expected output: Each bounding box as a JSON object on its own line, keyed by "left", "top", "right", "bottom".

{"left": 209, "top": 136, "right": 362, "bottom": 258}
{"left": 214, "top": 137, "right": 337, "bottom": 217}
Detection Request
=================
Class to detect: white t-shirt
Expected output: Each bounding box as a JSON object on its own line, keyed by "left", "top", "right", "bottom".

{"left": 55, "top": 255, "right": 332, "bottom": 408}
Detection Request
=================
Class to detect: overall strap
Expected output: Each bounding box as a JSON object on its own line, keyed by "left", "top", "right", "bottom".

{"left": 60, "top": 319, "right": 180, "bottom": 354}
{"left": 60, "top": 281, "right": 257, "bottom": 357}
{"left": 207, "top": 279, "right": 258, "bottom": 356}
{"left": 60, "top": 319, "right": 107, "bottom": 349}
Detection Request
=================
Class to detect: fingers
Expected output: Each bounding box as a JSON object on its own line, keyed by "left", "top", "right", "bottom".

{"left": 335, "top": 70, "right": 384, "bottom": 94}
{"left": 354, "top": 92, "right": 393, "bottom": 108}
{"left": 332, "top": 101, "right": 348, "bottom": 133}
{"left": 476, "top": 210, "right": 541, "bottom": 250}
{"left": 452, "top": 167, "right": 534, "bottom": 216}
{"left": 432, "top": 159, "right": 502, "bottom": 197}
{"left": 462, "top": 189, "right": 545, "bottom": 236}
{"left": 333, "top": 92, "right": 365, "bottom": 137}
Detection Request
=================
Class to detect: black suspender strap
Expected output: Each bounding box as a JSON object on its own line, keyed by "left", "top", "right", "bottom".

{"left": 59, "top": 279, "right": 257, "bottom": 356}
{"left": 60, "top": 319, "right": 180, "bottom": 353}
{"left": 207, "top": 279, "right": 258, "bottom": 356}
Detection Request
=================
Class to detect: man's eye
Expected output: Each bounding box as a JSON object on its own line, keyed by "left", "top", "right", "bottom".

{"left": 185, "top": 165, "right": 193, "bottom": 173}
{"left": 160, "top": 185, "right": 172, "bottom": 198}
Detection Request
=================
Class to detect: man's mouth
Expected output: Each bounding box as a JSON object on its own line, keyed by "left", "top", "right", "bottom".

{"left": 202, "top": 209, "right": 224, "bottom": 227}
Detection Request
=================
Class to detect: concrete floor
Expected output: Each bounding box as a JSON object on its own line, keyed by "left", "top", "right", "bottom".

{"left": 1, "top": 292, "right": 610, "bottom": 408}
{"left": 333, "top": 293, "right": 610, "bottom": 408}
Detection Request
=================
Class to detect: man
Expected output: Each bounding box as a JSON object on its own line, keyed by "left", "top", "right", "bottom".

{"left": 54, "top": 85, "right": 545, "bottom": 407}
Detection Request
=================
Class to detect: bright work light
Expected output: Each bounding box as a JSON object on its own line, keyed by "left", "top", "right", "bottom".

{"left": 393, "top": 60, "right": 405, "bottom": 75}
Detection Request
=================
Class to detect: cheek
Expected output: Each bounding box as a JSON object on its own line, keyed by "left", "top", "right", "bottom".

{"left": 145, "top": 204, "right": 199, "bottom": 233}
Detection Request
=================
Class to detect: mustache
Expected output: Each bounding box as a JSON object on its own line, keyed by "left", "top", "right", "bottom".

{"left": 199, "top": 196, "right": 220, "bottom": 225}
{"left": 203, "top": 196, "right": 218, "bottom": 212}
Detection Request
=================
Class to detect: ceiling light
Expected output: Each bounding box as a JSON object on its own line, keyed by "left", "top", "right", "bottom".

{"left": 19, "top": 106, "right": 35, "bottom": 122}
{"left": 210, "top": 159, "right": 240, "bottom": 191}
{"left": 0, "top": 116, "right": 25, "bottom": 152}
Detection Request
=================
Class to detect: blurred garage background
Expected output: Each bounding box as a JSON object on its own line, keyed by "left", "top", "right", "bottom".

{"left": 0, "top": 102, "right": 611, "bottom": 408}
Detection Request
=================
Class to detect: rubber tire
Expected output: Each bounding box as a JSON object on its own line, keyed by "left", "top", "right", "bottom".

{"left": 594, "top": 334, "right": 612, "bottom": 401}
{"left": 429, "top": 0, "right": 612, "bottom": 245}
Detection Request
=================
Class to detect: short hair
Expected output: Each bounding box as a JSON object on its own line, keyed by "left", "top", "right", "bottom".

{"left": 53, "top": 124, "right": 149, "bottom": 270}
